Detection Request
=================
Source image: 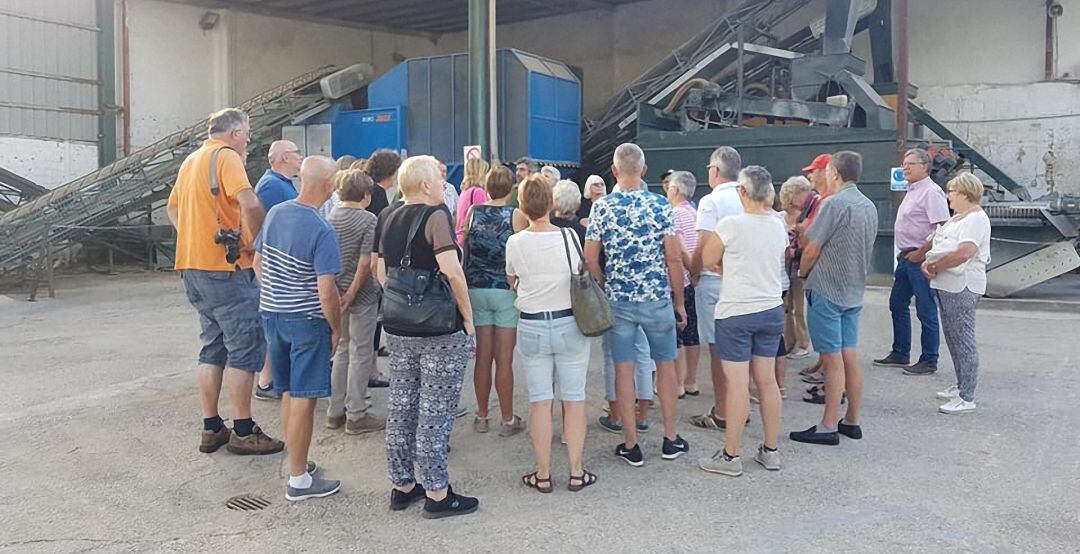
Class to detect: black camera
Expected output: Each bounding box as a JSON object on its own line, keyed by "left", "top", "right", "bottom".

{"left": 214, "top": 228, "right": 241, "bottom": 265}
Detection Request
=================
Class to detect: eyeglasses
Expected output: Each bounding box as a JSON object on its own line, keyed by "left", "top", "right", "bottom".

{"left": 901, "top": 161, "right": 928, "bottom": 168}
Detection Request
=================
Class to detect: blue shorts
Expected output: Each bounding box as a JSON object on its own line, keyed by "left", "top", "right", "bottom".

{"left": 516, "top": 316, "right": 590, "bottom": 402}
{"left": 806, "top": 290, "right": 862, "bottom": 354}
{"left": 181, "top": 269, "right": 265, "bottom": 371}
{"left": 610, "top": 298, "right": 677, "bottom": 364}
{"left": 694, "top": 274, "right": 722, "bottom": 344}
{"left": 713, "top": 305, "right": 785, "bottom": 362}
{"left": 264, "top": 312, "right": 333, "bottom": 398}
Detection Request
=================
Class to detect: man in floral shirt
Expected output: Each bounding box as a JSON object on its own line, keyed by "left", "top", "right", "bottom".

{"left": 585, "top": 143, "right": 689, "bottom": 467}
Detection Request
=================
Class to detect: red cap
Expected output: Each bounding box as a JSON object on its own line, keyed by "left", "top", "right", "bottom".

{"left": 802, "top": 154, "right": 831, "bottom": 173}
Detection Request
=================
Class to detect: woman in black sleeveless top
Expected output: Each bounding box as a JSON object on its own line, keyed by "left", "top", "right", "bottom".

{"left": 376, "top": 155, "right": 479, "bottom": 519}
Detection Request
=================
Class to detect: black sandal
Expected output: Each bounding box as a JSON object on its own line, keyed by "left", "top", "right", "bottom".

{"left": 568, "top": 470, "right": 597, "bottom": 492}
{"left": 522, "top": 471, "right": 553, "bottom": 493}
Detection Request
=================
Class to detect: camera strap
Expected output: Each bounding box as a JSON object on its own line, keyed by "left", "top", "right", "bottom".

{"left": 208, "top": 146, "right": 242, "bottom": 268}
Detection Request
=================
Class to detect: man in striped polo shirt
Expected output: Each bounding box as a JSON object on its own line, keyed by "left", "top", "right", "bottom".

{"left": 790, "top": 151, "right": 878, "bottom": 446}
{"left": 253, "top": 155, "right": 343, "bottom": 501}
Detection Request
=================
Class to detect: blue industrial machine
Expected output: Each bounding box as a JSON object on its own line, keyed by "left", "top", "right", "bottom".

{"left": 329, "top": 48, "right": 581, "bottom": 183}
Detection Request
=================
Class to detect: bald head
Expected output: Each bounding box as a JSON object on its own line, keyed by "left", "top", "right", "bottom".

{"left": 297, "top": 155, "right": 338, "bottom": 206}
{"left": 268, "top": 140, "right": 301, "bottom": 177}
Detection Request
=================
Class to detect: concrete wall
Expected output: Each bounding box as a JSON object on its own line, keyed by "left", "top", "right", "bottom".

{"left": 905, "top": 0, "right": 1080, "bottom": 196}
{"left": 126, "top": 0, "right": 442, "bottom": 150}
{"left": 0, "top": 136, "right": 99, "bottom": 189}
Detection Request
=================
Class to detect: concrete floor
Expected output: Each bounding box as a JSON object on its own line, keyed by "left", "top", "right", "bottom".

{"left": 1, "top": 270, "right": 1078, "bottom": 552}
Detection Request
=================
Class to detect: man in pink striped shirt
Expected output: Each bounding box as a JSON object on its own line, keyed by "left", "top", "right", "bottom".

{"left": 665, "top": 170, "right": 702, "bottom": 397}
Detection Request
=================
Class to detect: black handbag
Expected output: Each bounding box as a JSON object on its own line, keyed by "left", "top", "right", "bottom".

{"left": 560, "top": 228, "right": 613, "bottom": 337}
{"left": 382, "top": 207, "right": 462, "bottom": 337}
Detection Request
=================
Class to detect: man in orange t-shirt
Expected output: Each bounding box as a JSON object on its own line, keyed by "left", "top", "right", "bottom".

{"left": 167, "top": 108, "right": 282, "bottom": 456}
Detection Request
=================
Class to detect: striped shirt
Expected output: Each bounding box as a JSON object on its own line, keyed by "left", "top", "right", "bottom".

{"left": 255, "top": 201, "right": 342, "bottom": 317}
{"left": 327, "top": 205, "right": 379, "bottom": 305}
{"left": 805, "top": 184, "right": 878, "bottom": 308}
{"left": 672, "top": 200, "right": 698, "bottom": 287}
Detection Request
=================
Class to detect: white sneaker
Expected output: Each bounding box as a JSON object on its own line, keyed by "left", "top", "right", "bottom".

{"left": 787, "top": 348, "right": 811, "bottom": 360}
{"left": 936, "top": 385, "right": 959, "bottom": 400}
{"left": 939, "top": 397, "right": 976, "bottom": 414}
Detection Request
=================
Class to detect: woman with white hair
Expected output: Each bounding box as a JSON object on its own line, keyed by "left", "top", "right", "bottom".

{"left": 922, "top": 172, "right": 991, "bottom": 414}
{"left": 577, "top": 174, "right": 607, "bottom": 226}
{"left": 665, "top": 170, "right": 701, "bottom": 398}
{"left": 551, "top": 179, "right": 586, "bottom": 243}
{"left": 540, "top": 165, "right": 561, "bottom": 183}
{"left": 698, "top": 165, "right": 787, "bottom": 478}
{"left": 779, "top": 176, "right": 814, "bottom": 361}
{"left": 377, "top": 155, "right": 478, "bottom": 518}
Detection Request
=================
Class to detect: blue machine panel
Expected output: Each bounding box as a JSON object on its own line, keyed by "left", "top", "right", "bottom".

{"left": 365, "top": 49, "right": 581, "bottom": 170}
{"left": 331, "top": 106, "right": 406, "bottom": 159}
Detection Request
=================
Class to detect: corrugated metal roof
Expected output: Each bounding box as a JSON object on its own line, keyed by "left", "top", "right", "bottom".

{"left": 163, "top": 0, "right": 649, "bottom": 36}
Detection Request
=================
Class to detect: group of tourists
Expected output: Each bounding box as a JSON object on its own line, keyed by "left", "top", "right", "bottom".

{"left": 168, "top": 107, "right": 992, "bottom": 519}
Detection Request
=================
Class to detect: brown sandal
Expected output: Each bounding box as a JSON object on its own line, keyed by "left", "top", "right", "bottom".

{"left": 567, "top": 470, "right": 597, "bottom": 492}
{"left": 522, "top": 471, "right": 553, "bottom": 493}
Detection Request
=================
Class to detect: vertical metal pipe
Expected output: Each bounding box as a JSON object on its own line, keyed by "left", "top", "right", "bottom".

{"left": 1045, "top": 0, "right": 1055, "bottom": 81}
{"left": 895, "top": 0, "right": 909, "bottom": 160}
{"left": 487, "top": 0, "right": 499, "bottom": 164}
{"left": 468, "top": 0, "right": 491, "bottom": 161}
{"left": 121, "top": 0, "right": 131, "bottom": 155}
{"left": 736, "top": 21, "right": 745, "bottom": 126}
{"left": 96, "top": 0, "right": 118, "bottom": 166}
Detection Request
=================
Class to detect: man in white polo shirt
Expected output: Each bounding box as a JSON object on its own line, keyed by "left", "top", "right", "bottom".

{"left": 689, "top": 146, "right": 744, "bottom": 431}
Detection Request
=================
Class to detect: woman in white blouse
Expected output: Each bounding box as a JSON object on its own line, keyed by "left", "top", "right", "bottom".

{"left": 921, "top": 173, "right": 991, "bottom": 414}
{"left": 505, "top": 176, "right": 596, "bottom": 493}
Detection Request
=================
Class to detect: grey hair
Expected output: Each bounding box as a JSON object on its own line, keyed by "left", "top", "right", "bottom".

{"left": 709, "top": 146, "right": 741, "bottom": 181}
{"left": 904, "top": 148, "right": 931, "bottom": 166}
{"left": 738, "top": 165, "right": 774, "bottom": 203}
{"left": 830, "top": 150, "right": 863, "bottom": 183}
{"left": 515, "top": 156, "right": 540, "bottom": 173}
{"left": 540, "top": 165, "right": 561, "bottom": 181}
{"left": 779, "top": 175, "right": 812, "bottom": 206}
{"left": 207, "top": 108, "right": 249, "bottom": 135}
{"left": 668, "top": 171, "right": 697, "bottom": 199}
{"left": 613, "top": 143, "right": 645, "bottom": 175}
{"left": 552, "top": 180, "right": 582, "bottom": 215}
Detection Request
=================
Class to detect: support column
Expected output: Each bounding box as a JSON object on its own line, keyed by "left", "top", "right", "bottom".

{"left": 96, "top": 0, "right": 118, "bottom": 166}
{"left": 468, "top": 0, "right": 491, "bottom": 161}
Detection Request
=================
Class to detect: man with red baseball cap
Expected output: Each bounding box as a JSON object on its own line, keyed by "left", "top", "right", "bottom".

{"left": 795, "top": 154, "right": 831, "bottom": 403}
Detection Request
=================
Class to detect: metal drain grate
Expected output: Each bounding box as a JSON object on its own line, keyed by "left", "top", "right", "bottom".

{"left": 226, "top": 494, "right": 271, "bottom": 511}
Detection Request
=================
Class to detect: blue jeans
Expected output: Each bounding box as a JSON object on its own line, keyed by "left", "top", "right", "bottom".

{"left": 264, "top": 312, "right": 333, "bottom": 398}
{"left": 602, "top": 328, "right": 655, "bottom": 402}
{"left": 609, "top": 299, "right": 678, "bottom": 363}
{"left": 889, "top": 257, "right": 940, "bottom": 362}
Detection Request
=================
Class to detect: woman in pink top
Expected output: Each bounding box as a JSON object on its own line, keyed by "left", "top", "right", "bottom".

{"left": 665, "top": 171, "right": 701, "bottom": 397}
{"left": 455, "top": 158, "right": 490, "bottom": 246}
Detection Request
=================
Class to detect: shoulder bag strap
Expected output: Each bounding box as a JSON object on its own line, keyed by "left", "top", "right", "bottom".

{"left": 559, "top": 227, "right": 585, "bottom": 276}
{"left": 398, "top": 206, "right": 429, "bottom": 268}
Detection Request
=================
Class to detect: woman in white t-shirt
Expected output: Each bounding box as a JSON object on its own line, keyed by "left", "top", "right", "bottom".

{"left": 921, "top": 173, "right": 991, "bottom": 415}
{"left": 698, "top": 166, "right": 788, "bottom": 478}
{"left": 505, "top": 177, "right": 596, "bottom": 494}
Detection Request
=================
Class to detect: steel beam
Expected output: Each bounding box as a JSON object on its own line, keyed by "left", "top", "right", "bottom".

{"left": 97, "top": 0, "right": 119, "bottom": 167}
{"left": 468, "top": 0, "right": 491, "bottom": 161}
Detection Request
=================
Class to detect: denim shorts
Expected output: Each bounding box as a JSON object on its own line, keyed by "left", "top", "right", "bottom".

{"left": 806, "top": 290, "right": 863, "bottom": 354}
{"left": 469, "top": 288, "right": 519, "bottom": 328}
{"left": 713, "top": 305, "right": 785, "bottom": 362}
{"left": 181, "top": 269, "right": 265, "bottom": 371}
{"left": 610, "top": 298, "right": 677, "bottom": 364}
{"left": 516, "top": 316, "right": 590, "bottom": 402}
{"left": 264, "top": 312, "right": 333, "bottom": 398}
{"left": 694, "top": 275, "right": 722, "bottom": 345}
{"left": 602, "top": 328, "right": 655, "bottom": 402}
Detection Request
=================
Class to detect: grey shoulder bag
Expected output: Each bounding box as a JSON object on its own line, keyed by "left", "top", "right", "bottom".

{"left": 560, "top": 228, "right": 613, "bottom": 337}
